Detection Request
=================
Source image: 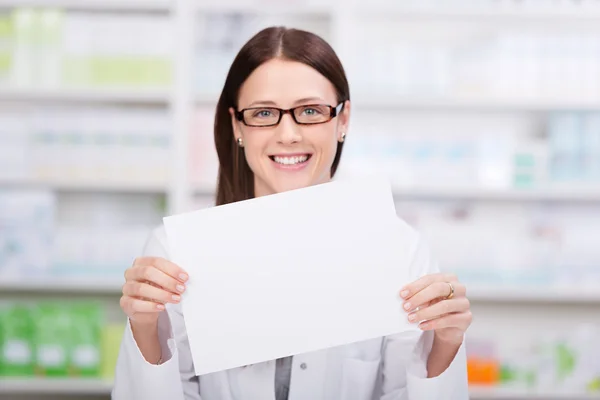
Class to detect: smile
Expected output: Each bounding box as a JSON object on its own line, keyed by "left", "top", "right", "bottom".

{"left": 269, "top": 154, "right": 312, "bottom": 166}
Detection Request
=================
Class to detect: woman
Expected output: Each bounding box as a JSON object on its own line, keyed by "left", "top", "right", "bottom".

{"left": 113, "top": 27, "right": 472, "bottom": 400}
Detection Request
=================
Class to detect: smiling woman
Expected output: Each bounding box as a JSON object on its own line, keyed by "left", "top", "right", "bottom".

{"left": 113, "top": 26, "right": 472, "bottom": 400}
{"left": 213, "top": 27, "right": 351, "bottom": 205}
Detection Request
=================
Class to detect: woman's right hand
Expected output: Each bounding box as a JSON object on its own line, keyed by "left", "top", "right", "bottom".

{"left": 120, "top": 256, "right": 188, "bottom": 327}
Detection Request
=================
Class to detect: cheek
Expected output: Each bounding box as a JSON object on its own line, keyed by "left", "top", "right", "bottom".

{"left": 313, "top": 128, "right": 339, "bottom": 158}
{"left": 242, "top": 134, "right": 268, "bottom": 165}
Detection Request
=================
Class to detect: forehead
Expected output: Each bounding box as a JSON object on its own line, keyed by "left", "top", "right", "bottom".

{"left": 237, "top": 58, "right": 337, "bottom": 108}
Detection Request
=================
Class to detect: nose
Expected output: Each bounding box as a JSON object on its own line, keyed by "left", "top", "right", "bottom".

{"left": 275, "top": 112, "right": 302, "bottom": 144}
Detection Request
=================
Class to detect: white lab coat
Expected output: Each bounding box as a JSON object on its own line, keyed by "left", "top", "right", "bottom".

{"left": 112, "top": 223, "right": 469, "bottom": 400}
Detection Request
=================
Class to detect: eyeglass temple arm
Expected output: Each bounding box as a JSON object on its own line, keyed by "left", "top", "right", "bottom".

{"left": 331, "top": 101, "right": 345, "bottom": 117}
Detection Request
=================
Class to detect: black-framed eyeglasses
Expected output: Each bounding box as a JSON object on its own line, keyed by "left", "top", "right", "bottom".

{"left": 235, "top": 102, "right": 345, "bottom": 127}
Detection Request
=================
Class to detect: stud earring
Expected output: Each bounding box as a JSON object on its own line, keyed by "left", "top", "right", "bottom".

{"left": 237, "top": 137, "right": 244, "bottom": 147}
{"left": 339, "top": 132, "right": 346, "bottom": 143}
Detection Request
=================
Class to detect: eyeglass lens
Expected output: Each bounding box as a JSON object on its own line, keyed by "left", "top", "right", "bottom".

{"left": 243, "top": 105, "right": 333, "bottom": 126}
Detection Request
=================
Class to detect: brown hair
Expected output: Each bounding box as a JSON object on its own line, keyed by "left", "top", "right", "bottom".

{"left": 213, "top": 26, "right": 350, "bottom": 206}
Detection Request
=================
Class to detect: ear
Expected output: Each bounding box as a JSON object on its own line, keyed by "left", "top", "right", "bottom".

{"left": 337, "top": 100, "right": 351, "bottom": 141}
{"left": 229, "top": 107, "right": 242, "bottom": 142}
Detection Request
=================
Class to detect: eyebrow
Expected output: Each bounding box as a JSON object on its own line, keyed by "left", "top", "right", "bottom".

{"left": 246, "top": 97, "right": 327, "bottom": 108}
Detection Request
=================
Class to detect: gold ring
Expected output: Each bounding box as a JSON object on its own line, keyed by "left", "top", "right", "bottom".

{"left": 446, "top": 282, "right": 455, "bottom": 299}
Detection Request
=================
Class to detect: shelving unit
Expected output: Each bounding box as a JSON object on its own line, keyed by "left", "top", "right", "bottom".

{"left": 0, "top": 378, "right": 113, "bottom": 395}
{"left": 194, "top": 2, "right": 333, "bottom": 14}
{"left": 352, "top": 96, "right": 600, "bottom": 112}
{"left": 0, "top": 279, "right": 122, "bottom": 295}
{"left": 351, "top": 5, "right": 600, "bottom": 20}
{"left": 469, "top": 386, "right": 600, "bottom": 400}
{"left": 391, "top": 186, "right": 600, "bottom": 202}
{"left": 467, "top": 286, "right": 600, "bottom": 304}
{"left": 0, "top": 87, "right": 171, "bottom": 105}
{"left": 6, "top": 277, "right": 600, "bottom": 303}
{"left": 0, "top": 177, "right": 167, "bottom": 193}
{"left": 2, "top": 1, "right": 600, "bottom": 399}
{"left": 0, "top": 0, "right": 172, "bottom": 12}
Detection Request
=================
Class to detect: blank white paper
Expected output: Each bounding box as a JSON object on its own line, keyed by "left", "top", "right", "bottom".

{"left": 163, "top": 176, "right": 417, "bottom": 376}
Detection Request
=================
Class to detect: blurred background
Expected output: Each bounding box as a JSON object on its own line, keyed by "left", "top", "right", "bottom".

{"left": 1, "top": 0, "right": 600, "bottom": 399}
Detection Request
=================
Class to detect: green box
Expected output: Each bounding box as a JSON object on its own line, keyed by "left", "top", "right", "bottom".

{"left": 0, "top": 303, "right": 35, "bottom": 376}
{"left": 69, "top": 303, "right": 103, "bottom": 377}
{"left": 33, "top": 302, "right": 71, "bottom": 377}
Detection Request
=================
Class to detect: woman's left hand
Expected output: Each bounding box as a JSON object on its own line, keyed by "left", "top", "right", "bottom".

{"left": 400, "top": 273, "right": 472, "bottom": 345}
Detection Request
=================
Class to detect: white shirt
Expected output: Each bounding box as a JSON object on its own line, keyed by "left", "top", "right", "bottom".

{"left": 112, "top": 223, "right": 469, "bottom": 400}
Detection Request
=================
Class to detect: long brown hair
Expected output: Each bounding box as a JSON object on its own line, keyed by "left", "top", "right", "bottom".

{"left": 213, "top": 26, "right": 350, "bottom": 206}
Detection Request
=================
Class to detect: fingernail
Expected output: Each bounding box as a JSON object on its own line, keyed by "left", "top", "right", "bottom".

{"left": 179, "top": 273, "right": 188, "bottom": 282}
{"left": 400, "top": 290, "right": 409, "bottom": 298}
{"left": 403, "top": 302, "right": 411, "bottom": 311}
{"left": 176, "top": 284, "right": 185, "bottom": 293}
{"left": 172, "top": 295, "right": 181, "bottom": 302}
{"left": 157, "top": 304, "right": 165, "bottom": 310}
{"left": 420, "top": 322, "right": 429, "bottom": 330}
{"left": 408, "top": 313, "right": 416, "bottom": 322}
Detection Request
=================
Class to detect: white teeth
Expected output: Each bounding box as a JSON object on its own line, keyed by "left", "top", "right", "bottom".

{"left": 273, "top": 155, "right": 309, "bottom": 165}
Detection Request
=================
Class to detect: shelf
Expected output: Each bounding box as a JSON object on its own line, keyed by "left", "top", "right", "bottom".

{"left": 195, "top": 1, "right": 332, "bottom": 15}
{"left": 352, "top": 96, "right": 600, "bottom": 112}
{"left": 356, "top": 5, "right": 600, "bottom": 21}
{"left": 193, "top": 184, "right": 600, "bottom": 202}
{"left": 391, "top": 186, "right": 600, "bottom": 202}
{"left": 469, "top": 386, "right": 600, "bottom": 399}
{"left": 0, "top": 278, "right": 122, "bottom": 295}
{"left": 468, "top": 286, "right": 600, "bottom": 304}
{"left": 0, "top": 177, "right": 168, "bottom": 194}
{"left": 0, "top": 378, "right": 113, "bottom": 395}
{"left": 0, "top": 0, "right": 171, "bottom": 12}
{"left": 0, "top": 87, "right": 171, "bottom": 105}
{"left": 3, "top": 279, "right": 599, "bottom": 303}
{"left": 3, "top": 275, "right": 598, "bottom": 303}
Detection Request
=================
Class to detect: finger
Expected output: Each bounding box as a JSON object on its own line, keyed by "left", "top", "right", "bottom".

{"left": 127, "top": 265, "right": 186, "bottom": 295}
{"left": 123, "top": 282, "right": 181, "bottom": 304}
{"left": 403, "top": 281, "right": 466, "bottom": 312}
{"left": 408, "top": 297, "right": 470, "bottom": 324}
{"left": 418, "top": 311, "right": 473, "bottom": 331}
{"left": 400, "top": 273, "right": 457, "bottom": 299}
{"left": 133, "top": 257, "right": 188, "bottom": 282}
{"left": 120, "top": 296, "right": 165, "bottom": 313}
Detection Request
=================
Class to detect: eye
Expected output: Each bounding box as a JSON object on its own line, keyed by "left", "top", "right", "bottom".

{"left": 301, "top": 107, "right": 324, "bottom": 116}
{"left": 252, "top": 109, "right": 273, "bottom": 118}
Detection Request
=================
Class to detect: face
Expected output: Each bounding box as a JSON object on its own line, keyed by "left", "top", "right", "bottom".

{"left": 229, "top": 58, "right": 350, "bottom": 197}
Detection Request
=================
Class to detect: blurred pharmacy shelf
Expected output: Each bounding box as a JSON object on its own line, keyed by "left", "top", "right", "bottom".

{"left": 353, "top": 4, "right": 600, "bottom": 20}
{"left": 193, "top": 184, "right": 600, "bottom": 202}
{"left": 0, "top": 279, "right": 122, "bottom": 295}
{"left": 0, "top": 177, "right": 167, "bottom": 194}
{"left": 0, "top": 378, "right": 113, "bottom": 395}
{"left": 1, "top": 380, "right": 598, "bottom": 398}
{"left": 0, "top": 87, "right": 170, "bottom": 106}
{"left": 469, "top": 386, "right": 600, "bottom": 399}
{"left": 467, "top": 286, "right": 600, "bottom": 304}
{"left": 391, "top": 186, "right": 600, "bottom": 202}
{"left": 0, "top": 0, "right": 171, "bottom": 12}
{"left": 4, "top": 277, "right": 600, "bottom": 304}
{"left": 352, "top": 96, "right": 600, "bottom": 112}
{"left": 194, "top": 2, "right": 332, "bottom": 15}
{"left": 2, "top": 3, "right": 600, "bottom": 398}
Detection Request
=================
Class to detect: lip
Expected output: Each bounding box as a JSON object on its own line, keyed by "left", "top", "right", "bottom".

{"left": 269, "top": 153, "right": 312, "bottom": 171}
